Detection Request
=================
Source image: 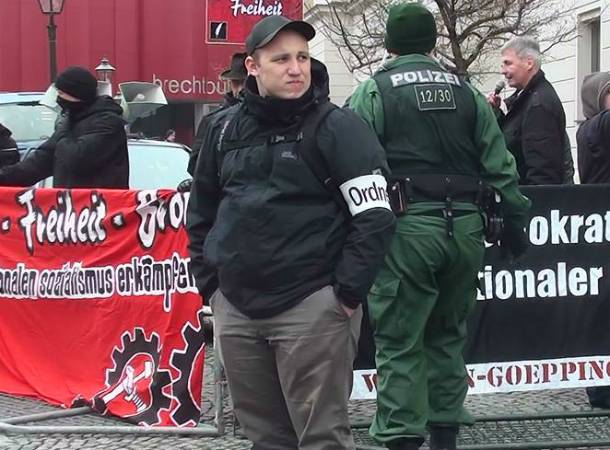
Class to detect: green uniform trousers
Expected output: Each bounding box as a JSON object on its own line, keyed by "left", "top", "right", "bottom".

{"left": 368, "top": 207, "right": 485, "bottom": 444}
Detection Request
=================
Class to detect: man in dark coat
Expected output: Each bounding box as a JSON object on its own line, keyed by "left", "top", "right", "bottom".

{"left": 488, "top": 37, "right": 566, "bottom": 185}
{"left": 0, "top": 66, "right": 129, "bottom": 189}
{"left": 187, "top": 52, "right": 247, "bottom": 176}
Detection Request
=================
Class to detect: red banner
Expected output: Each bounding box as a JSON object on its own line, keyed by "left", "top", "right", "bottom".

{"left": 0, "top": 188, "right": 204, "bottom": 427}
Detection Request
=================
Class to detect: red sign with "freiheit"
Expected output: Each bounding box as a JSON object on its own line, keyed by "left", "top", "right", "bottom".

{"left": 205, "top": 0, "right": 303, "bottom": 46}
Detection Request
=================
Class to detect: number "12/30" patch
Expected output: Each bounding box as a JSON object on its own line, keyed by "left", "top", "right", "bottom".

{"left": 415, "top": 84, "right": 456, "bottom": 111}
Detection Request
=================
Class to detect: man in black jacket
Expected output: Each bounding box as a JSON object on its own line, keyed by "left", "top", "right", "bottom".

{"left": 0, "top": 66, "right": 129, "bottom": 188}
{"left": 488, "top": 37, "right": 566, "bottom": 185}
{"left": 187, "top": 15, "right": 396, "bottom": 450}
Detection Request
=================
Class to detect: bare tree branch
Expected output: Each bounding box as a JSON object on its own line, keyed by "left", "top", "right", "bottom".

{"left": 314, "top": 0, "right": 578, "bottom": 79}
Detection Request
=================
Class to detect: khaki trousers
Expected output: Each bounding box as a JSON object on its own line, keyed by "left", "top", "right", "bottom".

{"left": 211, "top": 286, "right": 362, "bottom": 450}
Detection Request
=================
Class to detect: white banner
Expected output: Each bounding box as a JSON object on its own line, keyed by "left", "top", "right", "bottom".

{"left": 351, "top": 355, "right": 610, "bottom": 399}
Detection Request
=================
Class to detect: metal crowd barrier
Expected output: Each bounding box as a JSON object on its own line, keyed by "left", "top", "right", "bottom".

{"left": 352, "top": 410, "right": 610, "bottom": 449}
{"left": 2, "top": 343, "right": 610, "bottom": 449}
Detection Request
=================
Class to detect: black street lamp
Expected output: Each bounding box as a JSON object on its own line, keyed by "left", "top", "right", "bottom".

{"left": 37, "top": 0, "right": 66, "bottom": 83}
{"left": 95, "top": 58, "right": 116, "bottom": 83}
{"left": 95, "top": 58, "right": 116, "bottom": 97}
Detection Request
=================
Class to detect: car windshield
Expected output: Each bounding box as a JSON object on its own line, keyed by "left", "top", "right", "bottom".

{"left": 129, "top": 143, "right": 191, "bottom": 190}
{"left": 0, "top": 103, "right": 57, "bottom": 142}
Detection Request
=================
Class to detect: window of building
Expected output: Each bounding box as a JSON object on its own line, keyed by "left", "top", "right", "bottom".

{"left": 576, "top": 10, "right": 601, "bottom": 122}
{"left": 590, "top": 17, "right": 600, "bottom": 73}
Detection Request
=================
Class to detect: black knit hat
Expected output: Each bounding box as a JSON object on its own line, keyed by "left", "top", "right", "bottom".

{"left": 245, "top": 15, "right": 315, "bottom": 55}
{"left": 385, "top": 3, "right": 437, "bottom": 56}
{"left": 54, "top": 66, "right": 98, "bottom": 103}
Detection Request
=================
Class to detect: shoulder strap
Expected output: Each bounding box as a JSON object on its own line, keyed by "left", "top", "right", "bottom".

{"left": 298, "top": 101, "right": 338, "bottom": 190}
{"left": 213, "top": 104, "right": 245, "bottom": 172}
{"left": 297, "top": 101, "right": 351, "bottom": 217}
{"left": 216, "top": 105, "right": 242, "bottom": 152}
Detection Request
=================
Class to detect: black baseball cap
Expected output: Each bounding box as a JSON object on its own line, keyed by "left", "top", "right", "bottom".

{"left": 245, "top": 15, "right": 316, "bottom": 55}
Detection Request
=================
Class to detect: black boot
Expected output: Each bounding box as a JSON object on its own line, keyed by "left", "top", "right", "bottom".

{"left": 387, "top": 437, "right": 423, "bottom": 450}
{"left": 587, "top": 386, "right": 610, "bottom": 408}
{"left": 429, "top": 426, "right": 458, "bottom": 450}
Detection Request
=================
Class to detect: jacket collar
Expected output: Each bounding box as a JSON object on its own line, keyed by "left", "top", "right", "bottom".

{"left": 224, "top": 91, "right": 243, "bottom": 107}
{"left": 505, "top": 69, "right": 546, "bottom": 112}
{"left": 69, "top": 95, "right": 124, "bottom": 123}
{"left": 377, "top": 54, "right": 438, "bottom": 73}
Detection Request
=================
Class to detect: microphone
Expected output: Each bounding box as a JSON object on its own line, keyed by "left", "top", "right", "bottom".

{"left": 494, "top": 79, "right": 506, "bottom": 95}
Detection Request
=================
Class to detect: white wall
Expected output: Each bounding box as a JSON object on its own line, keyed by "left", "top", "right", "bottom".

{"left": 306, "top": 6, "right": 356, "bottom": 107}
{"left": 602, "top": 0, "right": 610, "bottom": 65}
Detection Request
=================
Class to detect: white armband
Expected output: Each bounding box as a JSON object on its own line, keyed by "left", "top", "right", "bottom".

{"left": 339, "top": 174, "right": 392, "bottom": 216}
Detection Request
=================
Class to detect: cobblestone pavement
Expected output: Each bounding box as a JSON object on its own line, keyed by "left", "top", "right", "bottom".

{"left": 0, "top": 345, "right": 609, "bottom": 449}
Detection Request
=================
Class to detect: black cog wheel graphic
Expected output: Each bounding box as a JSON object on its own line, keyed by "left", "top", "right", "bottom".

{"left": 101, "top": 328, "right": 172, "bottom": 426}
{"left": 170, "top": 309, "right": 207, "bottom": 426}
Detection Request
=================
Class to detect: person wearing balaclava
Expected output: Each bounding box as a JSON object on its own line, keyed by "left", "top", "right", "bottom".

{"left": 349, "top": 3, "right": 530, "bottom": 450}
{"left": 577, "top": 72, "right": 610, "bottom": 184}
{"left": 0, "top": 66, "right": 128, "bottom": 189}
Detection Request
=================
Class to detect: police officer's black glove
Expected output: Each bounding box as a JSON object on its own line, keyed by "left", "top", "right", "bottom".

{"left": 500, "top": 224, "right": 528, "bottom": 262}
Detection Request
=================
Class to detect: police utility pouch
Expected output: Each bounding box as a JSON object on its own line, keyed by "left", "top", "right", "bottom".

{"left": 389, "top": 176, "right": 503, "bottom": 243}
{"left": 389, "top": 181, "right": 407, "bottom": 216}
{"left": 389, "top": 174, "right": 479, "bottom": 217}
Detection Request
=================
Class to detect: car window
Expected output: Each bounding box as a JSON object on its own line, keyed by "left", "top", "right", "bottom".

{"left": 128, "top": 143, "right": 191, "bottom": 190}
{"left": 0, "top": 103, "right": 57, "bottom": 142}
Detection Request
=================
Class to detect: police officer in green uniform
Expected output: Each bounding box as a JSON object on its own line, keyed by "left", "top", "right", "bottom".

{"left": 349, "top": 4, "right": 531, "bottom": 450}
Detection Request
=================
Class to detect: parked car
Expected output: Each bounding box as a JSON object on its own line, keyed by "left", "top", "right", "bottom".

{"left": 0, "top": 92, "right": 191, "bottom": 190}
{"left": 33, "top": 138, "right": 192, "bottom": 190}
